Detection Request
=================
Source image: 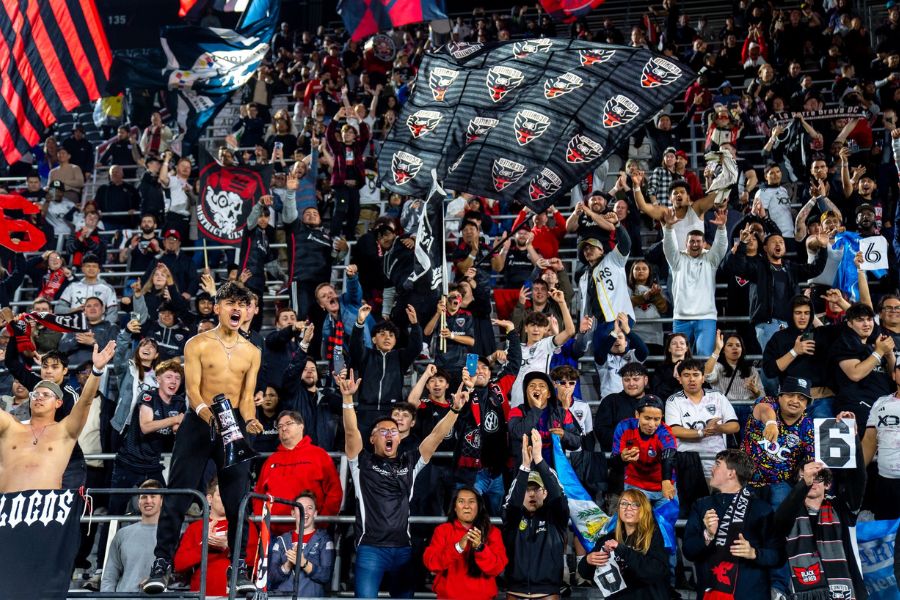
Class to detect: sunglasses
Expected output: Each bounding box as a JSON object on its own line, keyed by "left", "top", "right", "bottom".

{"left": 555, "top": 380, "right": 577, "bottom": 386}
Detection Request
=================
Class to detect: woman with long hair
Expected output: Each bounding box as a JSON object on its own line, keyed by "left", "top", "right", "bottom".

{"left": 628, "top": 259, "right": 668, "bottom": 352}
{"left": 705, "top": 331, "right": 763, "bottom": 403}
{"left": 651, "top": 333, "right": 692, "bottom": 401}
{"left": 578, "top": 489, "right": 669, "bottom": 599}
{"left": 109, "top": 321, "right": 161, "bottom": 448}
{"left": 135, "top": 263, "right": 189, "bottom": 324}
{"left": 422, "top": 487, "right": 507, "bottom": 600}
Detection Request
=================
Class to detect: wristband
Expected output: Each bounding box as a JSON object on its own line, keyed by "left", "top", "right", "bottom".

{"left": 789, "top": 349, "right": 798, "bottom": 358}
{"left": 519, "top": 465, "right": 531, "bottom": 473}
{"left": 194, "top": 403, "right": 209, "bottom": 415}
{"left": 710, "top": 352, "right": 719, "bottom": 359}
{"left": 450, "top": 332, "right": 456, "bottom": 339}
{"left": 450, "top": 405, "right": 461, "bottom": 414}
{"left": 454, "top": 542, "right": 465, "bottom": 554}
{"left": 91, "top": 366, "right": 106, "bottom": 377}
{"left": 342, "top": 403, "right": 355, "bottom": 409}
{"left": 765, "top": 420, "right": 777, "bottom": 428}
{"left": 697, "top": 428, "right": 704, "bottom": 438}
{"left": 872, "top": 351, "right": 883, "bottom": 362}
{"left": 299, "top": 341, "right": 310, "bottom": 351}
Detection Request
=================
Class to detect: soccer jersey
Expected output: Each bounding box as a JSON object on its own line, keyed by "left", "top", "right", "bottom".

{"left": 510, "top": 336, "right": 558, "bottom": 408}
{"left": 665, "top": 390, "right": 738, "bottom": 475}
{"left": 611, "top": 418, "right": 678, "bottom": 492}
{"left": 741, "top": 398, "right": 814, "bottom": 487}
{"left": 867, "top": 394, "right": 900, "bottom": 479}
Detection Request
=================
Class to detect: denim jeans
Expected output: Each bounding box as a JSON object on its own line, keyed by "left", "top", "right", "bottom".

{"left": 473, "top": 469, "right": 506, "bottom": 517}
{"left": 808, "top": 397, "right": 835, "bottom": 420}
{"left": 755, "top": 320, "right": 787, "bottom": 396}
{"left": 672, "top": 319, "right": 717, "bottom": 356}
{"left": 354, "top": 544, "right": 414, "bottom": 599}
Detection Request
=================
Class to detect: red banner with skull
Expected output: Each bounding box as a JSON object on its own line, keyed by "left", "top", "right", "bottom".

{"left": 197, "top": 163, "right": 266, "bottom": 246}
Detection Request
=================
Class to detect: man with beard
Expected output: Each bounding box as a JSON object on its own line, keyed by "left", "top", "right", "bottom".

{"left": 853, "top": 204, "right": 895, "bottom": 300}
{"left": 730, "top": 232, "right": 827, "bottom": 371}
{"left": 830, "top": 303, "right": 895, "bottom": 427}
{"left": 566, "top": 190, "right": 615, "bottom": 246}
{"left": 120, "top": 214, "right": 162, "bottom": 274}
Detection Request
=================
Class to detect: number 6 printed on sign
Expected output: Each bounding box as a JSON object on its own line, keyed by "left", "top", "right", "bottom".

{"left": 860, "top": 237, "right": 888, "bottom": 271}
{"left": 814, "top": 418, "right": 856, "bottom": 469}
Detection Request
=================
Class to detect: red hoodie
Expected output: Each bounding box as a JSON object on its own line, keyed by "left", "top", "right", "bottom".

{"left": 173, "top": 519, "right": 230, "bottom": 596}
{"left": 246, "top": 436, "right": 342, "bottom": 562}
{"left": 423, "top": 520, "right": 508, "bottom": 600}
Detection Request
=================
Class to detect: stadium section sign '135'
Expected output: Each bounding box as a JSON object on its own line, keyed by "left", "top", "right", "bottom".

{"left": 377, "top": 39, "right": 696, "bottom": 213}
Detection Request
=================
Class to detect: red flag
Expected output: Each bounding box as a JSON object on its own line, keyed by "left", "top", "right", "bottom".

{"left": 0, "top": 0, "right": 112, "bottom": 165}
{"left": 178, "top": 0, "right": 202, "bottom": 17}
{"left": 539, "top": 0, "right": 606, "bottom": 22}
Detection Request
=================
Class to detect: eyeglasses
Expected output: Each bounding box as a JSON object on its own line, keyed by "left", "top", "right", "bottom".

{"left": 555, "top": 380, "right": 578, "bottom": 386}
{"left": 375, "top": 428, "right": 400, "bottom": 437}
{"left": 29, "top": 391, "right": 57, "bottom": 400}
{"left": 619, "top": 501, "right": 640, "bottom": 510}
{"left": 882, "top": 306, "right": 900, "bottom": 312}
{"left": 276, "top": 421, "right": 299, "bottom": 431}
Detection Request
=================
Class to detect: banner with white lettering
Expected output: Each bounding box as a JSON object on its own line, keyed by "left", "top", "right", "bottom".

{"left": 0, "top": 489, "right": 83, "bottom": 599}
{"left": 197, "top": 163, "right": 267, "bottom": 246}
{"left": 814, "top": 418, "right": 857, "bottom": 469}
{"left": 856, "top": 518, "right": 900, "bottom": 600}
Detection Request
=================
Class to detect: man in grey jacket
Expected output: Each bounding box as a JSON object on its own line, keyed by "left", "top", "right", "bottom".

{"left": 101, "top": 480, "right": 164, "bottom": 593}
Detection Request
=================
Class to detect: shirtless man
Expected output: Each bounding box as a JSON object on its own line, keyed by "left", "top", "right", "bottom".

{"left": 0, "top": 341, "right": 115, "bottom": 493}
{"left": 143, "top": 282, "right": 262, "bottom": 595}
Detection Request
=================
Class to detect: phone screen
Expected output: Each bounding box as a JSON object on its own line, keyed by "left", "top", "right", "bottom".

{"left": 465, "top": 353, "right": 479, "bottom": 377}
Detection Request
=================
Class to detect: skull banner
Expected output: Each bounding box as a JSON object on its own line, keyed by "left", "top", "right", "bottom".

{"left": 197, "top": 163, "right": 266, "bottom": 245}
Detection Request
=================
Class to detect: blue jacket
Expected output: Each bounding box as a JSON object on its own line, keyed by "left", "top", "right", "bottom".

{"left": 268, "top": 528, "right": 334, "bottom": 595}
{"left": 110, "top": 329, "right": 157, "bottom": 433}
{"left": 320, "top": 272, "right": 374, "bottom": 357}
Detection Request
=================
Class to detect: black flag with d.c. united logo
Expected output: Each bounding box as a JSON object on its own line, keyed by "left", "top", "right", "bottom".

{"left": 378, "top": 39, "right": 695, "bottom": 213}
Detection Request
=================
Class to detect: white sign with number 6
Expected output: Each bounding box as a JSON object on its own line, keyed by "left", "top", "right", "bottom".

{"left": 814, "top": 418, "right": 856, "bottom": 469}
{"left": 860, "top": 237, "right": 888, "bottom": 271}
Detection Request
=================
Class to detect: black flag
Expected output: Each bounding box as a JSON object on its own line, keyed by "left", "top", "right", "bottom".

{"left": 378, "top": 39, "right": 696, "bottom": 213}
{"left": 407, "top": 174, "right": 447, "bottom": 295}
{"left": 0, "top": 489, "right": 83, "bottom": 599}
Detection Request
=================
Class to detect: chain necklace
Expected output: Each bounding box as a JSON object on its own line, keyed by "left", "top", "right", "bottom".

{"left": 30, "top": 423, "right": 50, "bottom": 446}
{"left": 212, "top": 330, "right": 240, "bottom": 361}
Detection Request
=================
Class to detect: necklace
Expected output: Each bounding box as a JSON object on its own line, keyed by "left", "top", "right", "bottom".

{"left": 212, "top": 330, "right": 239, "bottom": 360}
{"left": 30, "top": 423, "right": 50, "bottom": 445}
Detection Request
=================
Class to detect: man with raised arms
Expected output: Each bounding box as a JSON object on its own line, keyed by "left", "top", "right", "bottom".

{"left": 0, "top": 341, "right": 115, "bottom": 493}
{"left": 143, "top": 282, "right": 263, "bottom": 595}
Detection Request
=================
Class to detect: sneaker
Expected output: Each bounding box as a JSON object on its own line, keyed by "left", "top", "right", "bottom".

{"left": 142, "top": 558, "right": 171, "bottom": 594}
{"left": 226, "top": 560, "right": 256, "bottom": 595}
{"left": 771, "top": 588, "right": 787, "bottom": 600}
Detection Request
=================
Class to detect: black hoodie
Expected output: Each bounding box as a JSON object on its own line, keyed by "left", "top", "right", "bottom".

{"left": 508, "top": 372, "right": 582, "bottom": 468}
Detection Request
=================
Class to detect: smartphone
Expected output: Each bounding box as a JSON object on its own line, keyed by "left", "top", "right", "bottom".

{"left": 465, "top": 353, "right": 479, "bottom": 377}
{"left": 801, "top": 331, "right": 815, "bottom": 341}
{"left": 130, "top": 312, "right": 140, "bottom": 322}
{"left": 523, "top": 280, "right": 532, "bottom": 290}
{"left": 274, "top": 141, "right": 283, "bottom": 151}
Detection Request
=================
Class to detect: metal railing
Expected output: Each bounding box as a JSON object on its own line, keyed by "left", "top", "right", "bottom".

{"left": 84, "top": 487, "right": 211, "bottom": 599}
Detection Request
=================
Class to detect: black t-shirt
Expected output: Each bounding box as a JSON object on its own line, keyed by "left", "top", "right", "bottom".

{"left": 771, "top": 266, "right": 792, "bottom": 322}
{"left": 501, "top": 247, "right": 534, "bottom": 289}
{"left": 350, "top": 448, "right": 425, "bottom": 547}
{"left": 434, "top": 310, "right": 474, "bottom": 371}
{"left": 576, "top": 212, "right": 613, "bottom": 248}
{"left": 829, "top": 327, "right": 892, "bottom": 415}
{"left": 251, "top": 411, "right": 280, "bottom": 454}
{"left": 117, "top": 391, "right": 187, "bottom": 470}
{"left": 414, "top": 399, "right": 455, "bottom": 460}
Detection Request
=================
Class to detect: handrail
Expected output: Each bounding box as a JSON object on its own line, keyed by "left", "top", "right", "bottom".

{"left": 85, "top": 487, "right": 210, "bottom": 599}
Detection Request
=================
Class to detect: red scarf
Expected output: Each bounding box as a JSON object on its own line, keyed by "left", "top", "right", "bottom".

{"left": 38, "top": 269, "right": 68, "bottom": 300}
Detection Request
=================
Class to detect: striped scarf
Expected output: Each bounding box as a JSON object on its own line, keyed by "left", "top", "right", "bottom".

{"left": 786, "top": 500, "right": 854, "bottom": 600}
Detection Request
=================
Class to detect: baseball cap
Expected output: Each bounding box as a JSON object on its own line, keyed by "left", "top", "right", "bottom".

{"left": 663, "top": 146, "right": 677, "bottom": 156}
{"left": 527, "top": 471, "right": 545, "bottom": 488}
{"left": 34, "top": 380, "right": 63, "bottom": 399}
{"left": 675, "top": 149, "right": 688, "bottom": 160}
{"left": 856, "top": 203, "right": 876, "bottom": 216}
{"left": 578, "top": 238, "right": 603, "bottom": 250}
{"left": 49, "top": 180, "right": 64, "bottom": 190}
{"left": 780, "top": 376, "right": 812, "bottom": 400}
{"left": 163, "top": 229, "right": 181, "bottom": 240}
{"left": 636, "top": 394, "right": 664, "bottom": 412}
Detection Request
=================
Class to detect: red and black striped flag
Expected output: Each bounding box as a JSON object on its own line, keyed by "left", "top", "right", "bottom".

{"left": 0, "top": 0, "right": 112, "bottom": 164}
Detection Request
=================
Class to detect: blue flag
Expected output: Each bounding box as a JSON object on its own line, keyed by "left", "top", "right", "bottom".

{"left": 832, "top": 231, "right": 887, "bottom": 301}
{"left": 110, "top": 0, "right": 279, "bottom": 157}
{"left": 551, "top": 436, "right": 610, "bottom": 552}
{"left": 856, "top": 518, "right": 899, "bottom": 600}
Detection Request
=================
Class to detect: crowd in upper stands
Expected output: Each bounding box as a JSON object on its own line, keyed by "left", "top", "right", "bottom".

{"left": 0, "top": 0, "right": 898, "bottom": 596}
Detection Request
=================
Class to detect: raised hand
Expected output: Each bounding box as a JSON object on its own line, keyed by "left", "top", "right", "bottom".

{"left": 346, "top": 263, "right": 358, "bottom": 278}
{"left": 548, "top": 287, "right": 566, "bottom": 305}
{"left": 709, "top": 207, "right": 728, "bottom": 227}
{"left": 405, "top": 304, "right": 418, "bottom": 325}
{"left": 530, "top": 428, "right": 543, "bottom": 464}
{"left": 92, "top": 341, "right": 117, "bottom": 370}
{"left": 335, "top": 368, "right": 361, "bottom": 398}
{"left": 357, "top": 302, "right": 372, "bottom": 325}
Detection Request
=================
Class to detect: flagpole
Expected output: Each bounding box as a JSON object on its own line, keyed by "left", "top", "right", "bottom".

{"left": 438, "top": 170, "right": 448, "bottom": 353}
{"left": 203, "top": 239, "right": 209, "bottom": 271}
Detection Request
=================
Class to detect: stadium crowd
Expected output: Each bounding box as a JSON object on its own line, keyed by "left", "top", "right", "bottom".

{"left": 0, "top": 0, "right": 899, "bottom": 597}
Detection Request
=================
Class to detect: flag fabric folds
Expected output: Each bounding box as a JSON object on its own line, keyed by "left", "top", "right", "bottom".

{"left": 539, "top": 0, "right": 607, "bottom": 23}
{"left": 855, "top": 518, "right": 899, "bottom": 600}
{"left": 337, "top": 0, "right": 447, "bottom": 42}
{"left": 378, "top": 40, "right": 695, "bottom": 214}
{"left": 110, "top": 0, "right": 279, "bottom": 156}
{"left": 0, "top": 0, "right": 112, "bottom": 165}
{"left": 551, "top": 436, "right": 611, "bottom": 552}
{"left": 407, "top": 171, "right": 447, "bottom": 296}
{"left": 196, "top": 162, "right": 267, "bottom": 246}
